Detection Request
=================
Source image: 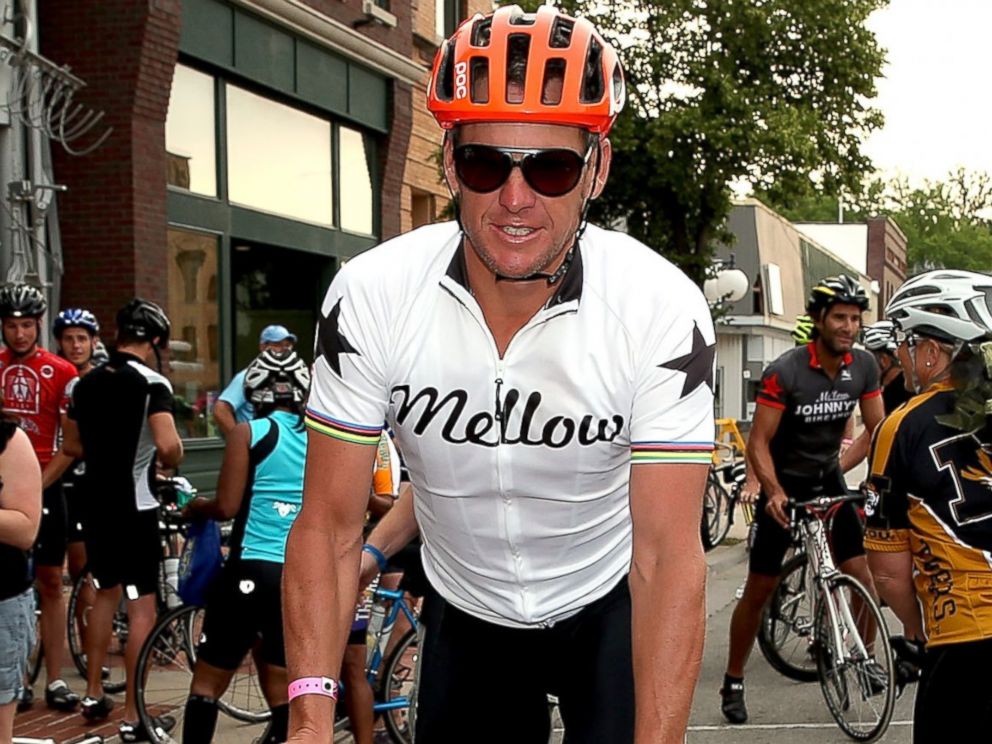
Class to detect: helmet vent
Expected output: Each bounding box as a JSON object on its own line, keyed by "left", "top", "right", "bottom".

{"left": 506, "top": 34, "right": 531, "bottom": 104}
{"left": 580, "top": 37, "right": 605, "bottom": 103}
{"left": 470, "top": 58, "right": 490, "bottom": 103}
{"left": 434, "top": 42, "right": 455, "bottom": 102}
{"left": 549, "top": 16, "right": 574, "bottom": 48}
{"left": 542, "top": 59, "right": 566, "bottom": 105}
{"left": 471, "top": 16, "right": 492, "bottom": 47}
{"left": 611, "top": 62, "right": 624, "bottom": 104}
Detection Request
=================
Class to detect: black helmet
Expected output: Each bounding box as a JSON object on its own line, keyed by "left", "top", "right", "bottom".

{"left": 53, "top": 308, "right": 100, "bottom": 338}
{"left": 116, "top": 298, "right": 171, "bottom": 349}
{"left": 807, "top": 274, "right": 869, "bottom": 317}
{"left": 243, "top": 350, "right": 311, "bottom": 408}
{"left": 0, "top": 283, "right": 47, "bottom": 319}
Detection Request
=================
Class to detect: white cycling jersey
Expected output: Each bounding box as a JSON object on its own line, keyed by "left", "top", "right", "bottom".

{"left": 307, "top": 221, "right": 715, "bottom": 628}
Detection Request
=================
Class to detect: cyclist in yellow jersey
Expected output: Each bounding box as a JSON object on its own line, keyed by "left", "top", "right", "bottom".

{"left": 865, "top": 269, "right": 992, "bottom": 742}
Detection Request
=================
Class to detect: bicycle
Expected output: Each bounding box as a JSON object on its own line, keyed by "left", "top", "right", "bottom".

{"left": 701, "top": 441, "right": 753, "bottom": 551}
{"left": 337, "top": 585, "right": 422, "bottom": 744}
{"left": 760, "top": 492, "right": 895, "bottom": 742}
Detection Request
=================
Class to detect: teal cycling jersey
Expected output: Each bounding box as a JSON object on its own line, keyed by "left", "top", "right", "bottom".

{"left": 231, "top": 409, "right": 306, "bottom": 563}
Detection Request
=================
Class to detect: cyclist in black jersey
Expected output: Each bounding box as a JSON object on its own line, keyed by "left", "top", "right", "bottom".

{"left": 865, "top": 270, "right": 992, "bottom": 742}
{"left": 721, "top": 274, "right": 885, "bottom": 724}
{"left": 62, "top": 299, "right": 183, "bottom": 741}
{"left": 0, "top": 414, "right": 41, "bottom": 739}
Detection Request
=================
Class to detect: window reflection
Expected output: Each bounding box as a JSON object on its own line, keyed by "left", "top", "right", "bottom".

{"left": 168, "top": 227, "right": 221, "bottom": 438}
{"left": 226, "top": 85, "right": 334, "bottom": 226}
{"left": 339, "top": 126, "right": 374, "bottom": 235}
{"left": 166, "top": 65, "right": 217, "bottom": 196}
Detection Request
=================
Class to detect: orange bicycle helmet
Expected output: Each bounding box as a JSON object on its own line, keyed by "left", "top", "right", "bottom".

{"left": 427, "top": 5, "right": 625, "bottom": 134}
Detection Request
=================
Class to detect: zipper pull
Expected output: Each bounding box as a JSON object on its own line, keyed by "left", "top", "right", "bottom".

{"left": 494, "top": 377, "right": 504, "bottom": 422}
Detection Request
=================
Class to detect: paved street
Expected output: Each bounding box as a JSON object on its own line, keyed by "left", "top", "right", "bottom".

{"left": 19, "top": 488, "right": 920, "bottom": 743}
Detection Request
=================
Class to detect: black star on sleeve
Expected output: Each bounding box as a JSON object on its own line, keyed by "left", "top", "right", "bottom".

{"left": 316, "top": 298, "right": 361, "bottom": 377}
{"left": 658, "top": 322, "right": 716, "bottom": 398}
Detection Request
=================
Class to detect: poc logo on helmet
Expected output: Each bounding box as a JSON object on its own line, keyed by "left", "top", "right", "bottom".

{"left": 454, "top": 61, "right": 468, "bottom": 100}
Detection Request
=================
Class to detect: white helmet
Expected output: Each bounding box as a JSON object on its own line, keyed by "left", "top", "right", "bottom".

{"left": 862, "top": 320, "right": 898, "bottom": 353}
{"left": 885, "top": 270, "right": 992, "bottom": 344}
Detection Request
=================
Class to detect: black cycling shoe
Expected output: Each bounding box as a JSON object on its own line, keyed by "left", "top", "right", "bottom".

{"left": 720, "top": 680, "right": 748, "bottom": 724}
{"left": 16, "top": 685, "right": 34, "bottom": 712}
{"left": 45, "top": 679, "right": 80, "bottom": 711}
{"left": 119, "top": 714, "right": 177, "bottom": 743}
{"left": 80, "top": 694, "right": 115, "bottom": 721}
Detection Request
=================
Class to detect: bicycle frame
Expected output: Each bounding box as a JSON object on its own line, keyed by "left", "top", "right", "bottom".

{"left": 366, "top": 586, "right": 419, "bottom": 713}
{"left": 795, "top": 506, "right": 872, "bottom": 667}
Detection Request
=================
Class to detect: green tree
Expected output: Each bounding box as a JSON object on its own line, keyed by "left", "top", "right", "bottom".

{"left": 768, "top": 168, "right": 992, "bottom": 273}
{"left": 505, "top": 0, "right": 887, "bottom": 285}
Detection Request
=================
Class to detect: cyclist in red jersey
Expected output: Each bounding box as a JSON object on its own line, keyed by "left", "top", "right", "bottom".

{"left": 0, "top": 284, "right": 80, "bottom": 710}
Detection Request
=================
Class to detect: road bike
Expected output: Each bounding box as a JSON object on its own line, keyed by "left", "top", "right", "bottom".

{"left": 759, "top": 492, "right": 895, "bottom": 742}
{"left": 701, "top": 440, "right": 753, "bottom": 551}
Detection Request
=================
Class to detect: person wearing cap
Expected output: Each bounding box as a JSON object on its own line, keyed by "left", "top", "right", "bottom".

{"left": 285, "top": 6, "right": 713, "bottom": 744}
{"left": 213, "top": 325, "right": 297, "bottom": 436}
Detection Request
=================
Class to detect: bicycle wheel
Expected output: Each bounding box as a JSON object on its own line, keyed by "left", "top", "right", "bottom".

{"left": 67, "top": 570, "right": 128, "bottom": 693}
{"left": 381, "top": 627, "right": 420, "bottom": 744}
{"left": 701, "top": 475, "right": 733, "bottom": 550}
{"left": 135, "top": 605, "right": 271, "bottom": 744}
{"left": 814, "top": 575, "right": 895, "bottom": 742}
{"left": 758, "top": 553, "right": 818, "bottom": 682}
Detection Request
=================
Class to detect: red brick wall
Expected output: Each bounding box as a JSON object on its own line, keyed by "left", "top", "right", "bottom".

{"left": 39, "top": 0, "right": 182, "bottom": 335}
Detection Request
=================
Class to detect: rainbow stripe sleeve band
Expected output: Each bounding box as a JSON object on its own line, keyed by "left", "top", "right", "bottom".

{"left": 631, "top": 441, "right": 714, "bottom": 464}
{"left": 305, "top": 408, "right": 382, "bottom": 445}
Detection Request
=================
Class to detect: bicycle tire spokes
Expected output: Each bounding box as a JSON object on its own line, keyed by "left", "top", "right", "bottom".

{"left": 815, "top": 576, "right": 896, "bottom": 742}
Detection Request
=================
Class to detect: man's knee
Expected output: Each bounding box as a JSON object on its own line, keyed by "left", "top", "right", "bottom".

{"left": 738, "top": 572, "right": 779, "bottom": 610}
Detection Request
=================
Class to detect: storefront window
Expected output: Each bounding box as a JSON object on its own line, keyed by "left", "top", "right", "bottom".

{"left": 168, "top": 227, "right": 221, "bottom": 438}
{"left": 231, "top": 242, "right": 333, "bottom": 372}
{"left": 226, "top": 85, "right": 334, "bottom": 226}
{"left": 166, "top": 65, "right": 217, "bottom": 196}
{"left": 339, "top": 126, "right": 374, "bottom": 235}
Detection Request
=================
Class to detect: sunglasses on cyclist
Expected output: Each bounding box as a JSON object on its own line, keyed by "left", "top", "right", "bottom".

{"left": 452, "top": 144, "right": 593, "bottom": 198}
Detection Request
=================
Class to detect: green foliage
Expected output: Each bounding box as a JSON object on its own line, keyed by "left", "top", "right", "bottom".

{"left": 500, "top": 0, "right": 887, "bottom": 284}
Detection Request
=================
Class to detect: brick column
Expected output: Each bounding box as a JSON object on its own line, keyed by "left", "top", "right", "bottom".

{"left": 39, "top": 0, "right": 181, "bottom": 333}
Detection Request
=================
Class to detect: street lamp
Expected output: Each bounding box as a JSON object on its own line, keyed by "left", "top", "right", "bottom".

{"left": 704, "top": 254, "right": 749, "bottom": 308}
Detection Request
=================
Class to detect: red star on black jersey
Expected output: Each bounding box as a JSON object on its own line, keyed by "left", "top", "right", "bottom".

{"left": 760, "top": 372, "right": 784, "bottom": 402}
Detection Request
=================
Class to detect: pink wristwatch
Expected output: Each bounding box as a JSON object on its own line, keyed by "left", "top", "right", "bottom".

{"left": 288, "top": 676, "right": 339, "bottom": 702}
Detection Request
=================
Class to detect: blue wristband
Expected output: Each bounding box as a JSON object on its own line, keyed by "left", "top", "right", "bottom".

{"left": 362, "top": 543, "right": 388, "bottom": 573}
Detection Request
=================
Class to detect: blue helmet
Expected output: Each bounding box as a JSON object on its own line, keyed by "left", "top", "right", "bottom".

{"left": 53, "top": 308, "right": 100, "bottom": 338}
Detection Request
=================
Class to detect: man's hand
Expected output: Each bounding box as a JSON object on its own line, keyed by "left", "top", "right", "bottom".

{"left": 739, "top": 477, "right": 760, "bottom": 505}
{"left": 765, "top": 490, "right": 790, "bottom": 529}
{"left": 358, "top": 551, "right": 379, "bottom": 592}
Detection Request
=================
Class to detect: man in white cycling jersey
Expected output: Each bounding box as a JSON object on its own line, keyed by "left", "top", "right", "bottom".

{"left": 284, "top": 7, "right": 715, "bottom": 744}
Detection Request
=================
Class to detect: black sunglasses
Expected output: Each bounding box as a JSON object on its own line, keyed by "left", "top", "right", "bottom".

{"left": 453, "top": 144, "right": 593, "bottom": 198}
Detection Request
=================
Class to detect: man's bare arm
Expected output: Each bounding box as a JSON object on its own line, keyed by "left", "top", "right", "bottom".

{"left": 284, "top": 431, "right": 377, "bottom": 741}
{"left": 359, "top": 484, "right": 418, "bottom": 589}
{"left": 629, "top": 462, "right": 708, "bottom": 744}
{"left": 840, "top": 395, "right": 885, "bottom": 473}
{"left": 213, "top": 401, "right": 237, "bottom": 437}
{"left": 748, "top": 404, "right": 788, "bottom": 527}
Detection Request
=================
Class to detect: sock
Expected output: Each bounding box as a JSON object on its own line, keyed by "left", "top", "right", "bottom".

{"left": 182, "top": 694, "right": 219, "bottom": 744}
{"left": 723, "top": 674, "right": 744, "bottom": 691}
{"left": 260, "top": 704, "right": 289, "bottom": 744}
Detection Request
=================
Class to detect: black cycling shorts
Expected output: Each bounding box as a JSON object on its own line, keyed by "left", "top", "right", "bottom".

{"left": 85, "top": 507, "right": 160, "bottom": 598}
{"left": 63, "top": 477, "right": 87, "bottom": 544}
{"left": 749, "top": 469, "right": 864, "bottom": 577}
{"left": 198, "top": 559, "right": 287, "bottom": 670}
{"left": 416, "top": 577, "right": 634, "bottom": 744}
{"left": 914, "top": 638, "right": 992, "bottom": 743}
{"left": 33, "top": 483, "right": 67, "bottom": 567}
